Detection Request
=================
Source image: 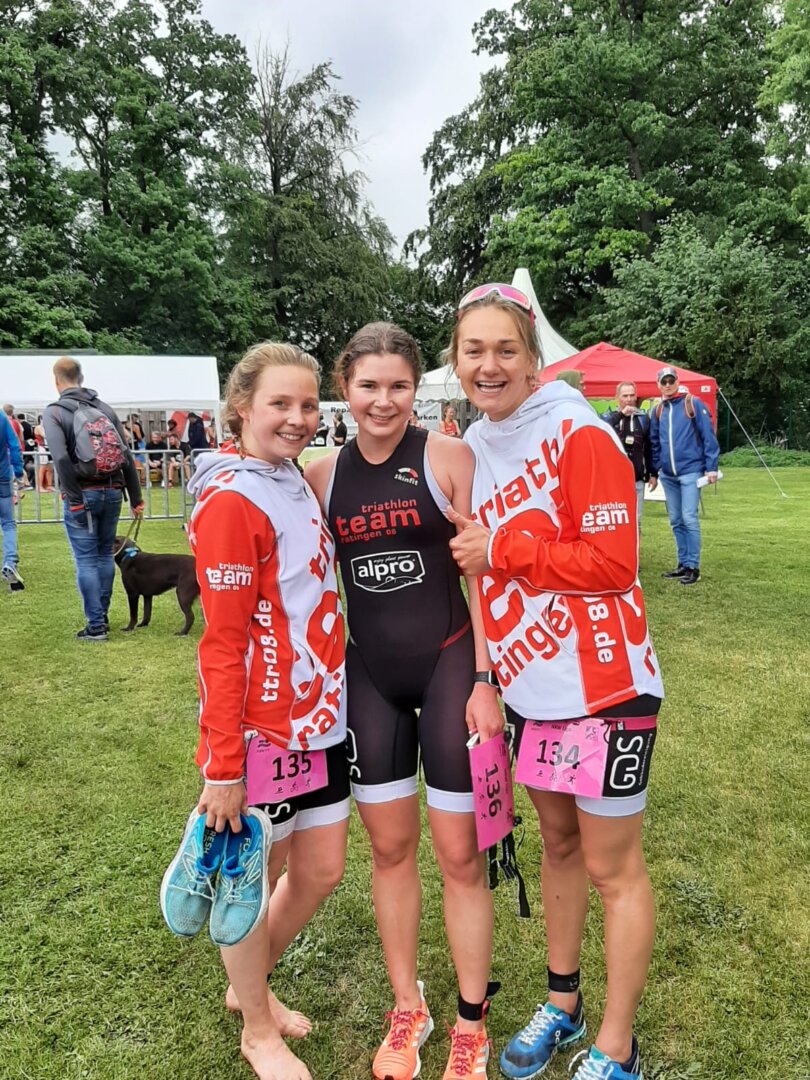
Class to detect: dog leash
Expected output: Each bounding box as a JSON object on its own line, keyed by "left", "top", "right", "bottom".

{"left": 112, "top": 513, "right": 142, "bottom": 557}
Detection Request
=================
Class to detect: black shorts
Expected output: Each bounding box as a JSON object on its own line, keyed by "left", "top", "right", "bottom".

{"left": 346, "top": 628, "right": 475, "bottom": 813}
{"left": 508, "top": 694, "right": 661, "bottom": 818}
{"left": 249, "top": 739, "right": 350, "bottom": 841}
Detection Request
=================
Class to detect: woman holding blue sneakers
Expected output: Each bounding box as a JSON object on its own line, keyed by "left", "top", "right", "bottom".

{"left": 163, "top": 342, "right": 349, "bottom": 1080}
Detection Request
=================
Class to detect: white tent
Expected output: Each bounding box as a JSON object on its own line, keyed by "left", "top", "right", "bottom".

{"left": 0, "top": 353, "right": 221, "bottom": 426}
{"left": 414, "top": 269, "right": 578, "bottom": 402}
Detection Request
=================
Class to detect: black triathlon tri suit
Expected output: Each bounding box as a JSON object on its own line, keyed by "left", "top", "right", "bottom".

{"left": 326, "top": 426, "right": 475, "bottom": 811}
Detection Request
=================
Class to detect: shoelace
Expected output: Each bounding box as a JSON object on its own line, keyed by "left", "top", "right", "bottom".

{"left": 568, "top": 1049, "right": 610, "bottom": 1079}
{"left": 174, "top": 852, "right": 215, "bottom": 898}
{"left": 187, "top": 867, "right": 216, "bottom": 898}
{"left": 221, "top": 866, "right": 253, "bottom": 906}
{"left": 383, "top": 1008, "right": 423, "bottom": 1051}
{"left": 518, "top": 1004, "right": 559, "bottom": 1044}
{"left": 448, "top": 1029, "right": 486, "bottom": 1073}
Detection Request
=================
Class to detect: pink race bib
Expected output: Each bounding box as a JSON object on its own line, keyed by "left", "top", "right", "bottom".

{"left": 470, "top": 733, "right": 515, "bottom": 852}
{"left": 246, "top": 737, "right": 328, "bottom": 804}
{"left": 515, "top": 717, "right": 657, "bottom": 800}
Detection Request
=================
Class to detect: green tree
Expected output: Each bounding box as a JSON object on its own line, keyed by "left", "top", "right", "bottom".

{"left": 219, "top": 45, "right": 393, "bottom": 374}
{"left": 587, "top": 215, "right": 810, "bottom": 443}
{"left": 0, "top": 0, "right": 93, "bottom": 347}
{"left": 382, "top": 263, "right": 453, "bottom": 369}
{"left": 760, "top": 1, "right": 810, "bottom": 234}
{"left": 52, "top": 0, "right": 254, "bottom": 353}
{"left": 417, "top": 0, "right": 794, "bottom": 322}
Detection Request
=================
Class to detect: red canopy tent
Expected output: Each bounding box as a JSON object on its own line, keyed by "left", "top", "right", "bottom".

{"left": 540, "top": 342, "right": 718, "bottom": 422}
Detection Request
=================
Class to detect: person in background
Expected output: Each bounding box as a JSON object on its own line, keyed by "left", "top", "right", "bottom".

{"left": 408, "top": 408, "right": 424, "bottom": 429}
{"left": 555, "top": 370, "right": 585, "bottom": 394}
{"left": 313, "top": 412, "right": 329, "bottom": 446}
{"left": 649, "top": 367, "right": 720, "bottom": 586}
{"left": 331, "top": 410, "right": 347, "bottom": 446}
{"left": 17, "top": 413, "right": 37, "bottom": 488}
{"left": 185, "top": 408, "right": 207, "bottom": 464}
{"left": 3, "top": 404, "right": 23, "bottom": 450}
{"left": 166, "top": 433, "right": 191, "bottom": 487}
{"left": 0, "top": 408, "right": 26, "bottom": 590}
{"left": 439, "top": 403, "right": 461, "bottom": 437}
{"left": 605, "top": 382, "right": 657, "bottom": 528}
{"left": 147, "top": 430, "right": 168, "bottom": 485}
{"left": 129, "top": 414, "right": 145, "bottom": 447}
{"left": 122, "top": 422, "right": 146, "bottom": 483}
{"left": 34, "top": 415, "right": 55, "bottom": 492}
{"left": 43, "top": 357, "right": 143, "bottom": 641}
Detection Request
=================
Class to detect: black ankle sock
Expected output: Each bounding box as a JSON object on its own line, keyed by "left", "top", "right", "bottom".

{"left": 567, "top": 992, "right": 583, "bottom": 1024}
{"left": 620, "top": 1036, "right": 639, "bottom": 1072}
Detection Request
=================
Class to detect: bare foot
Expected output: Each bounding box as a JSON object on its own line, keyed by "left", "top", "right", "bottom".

{"left": 226, "top": 983, "right": 312, "bottom": 1038}
{"left": 241, "top": 1030, "right": 313, "bottom": 1080}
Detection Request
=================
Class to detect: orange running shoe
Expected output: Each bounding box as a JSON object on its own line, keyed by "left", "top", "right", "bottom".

{"left": 443, "top": 1025, "right": 490, "bottom": 1079}
{"left": 372, "top": 980, "right": 434, "bottom": 1080}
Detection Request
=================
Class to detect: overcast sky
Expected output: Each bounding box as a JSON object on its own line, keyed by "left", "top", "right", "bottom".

{"left": 201, "top": 0, "right": 511, "bottom": 248}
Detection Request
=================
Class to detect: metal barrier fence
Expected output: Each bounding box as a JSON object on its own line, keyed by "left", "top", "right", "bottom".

{"left": 14, "top": 448, "right": 210, "bottom": 525}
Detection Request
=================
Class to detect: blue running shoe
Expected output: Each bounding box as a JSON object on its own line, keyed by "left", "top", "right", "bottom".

{"left": 209, "top": 808, "right": 272, "bottom": 948}
{"left": 500, "top": 994, "right": 587, "bottom": 1079}
{"left": 160, "top": 808, "right": 227, "bottom": 937}
{"left": 568, "top": 1037, "right": 643, "bottom": 1080}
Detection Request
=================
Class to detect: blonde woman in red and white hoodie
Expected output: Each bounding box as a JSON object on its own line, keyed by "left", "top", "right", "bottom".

{"left": 446, "top": 285, "right": 664, "bottom": 1080}
{"left": 188, "top": 343, "right": 348, "bottom": 1080}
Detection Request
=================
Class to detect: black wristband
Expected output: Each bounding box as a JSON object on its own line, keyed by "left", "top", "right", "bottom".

{"left": 473, "top": 670, "right": 499, "bottom": 688}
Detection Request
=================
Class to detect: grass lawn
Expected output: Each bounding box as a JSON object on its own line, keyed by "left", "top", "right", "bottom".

{"left": 1, "top": 468, "right": 808, "bottom": 1080}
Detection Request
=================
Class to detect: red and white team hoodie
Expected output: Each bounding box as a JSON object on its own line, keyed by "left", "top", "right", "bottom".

{"left": 188, "top": 448, "right": 347, "bottom": 784}
{"left": 465, "top": 382, "right": 664, "bottom": 720}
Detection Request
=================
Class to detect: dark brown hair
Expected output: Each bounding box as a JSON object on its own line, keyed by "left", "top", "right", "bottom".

{"left": 334, "top": 322, "right": 423, "bottom": 391}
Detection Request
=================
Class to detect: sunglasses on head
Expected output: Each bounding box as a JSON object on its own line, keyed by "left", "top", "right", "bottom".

{"left": 457, "top": 283, "right": 536, "bottom": 325}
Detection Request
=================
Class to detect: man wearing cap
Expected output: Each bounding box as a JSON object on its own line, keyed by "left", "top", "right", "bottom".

{"left": 649, "top": 367, "right": 720, "bottom": 585}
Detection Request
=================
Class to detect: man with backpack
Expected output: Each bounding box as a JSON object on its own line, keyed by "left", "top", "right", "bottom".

{"left": 649, "top": 367, "right": 720, "bottom": 586}
{"left": 44, "top": 357, "right": 143, "bottom": 641}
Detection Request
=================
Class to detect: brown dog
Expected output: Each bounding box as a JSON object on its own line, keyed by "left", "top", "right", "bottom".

{"left": 114, "top": 536, "right": 199, "bottom": 635}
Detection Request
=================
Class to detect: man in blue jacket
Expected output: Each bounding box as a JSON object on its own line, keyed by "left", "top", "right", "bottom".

{"left": 0, "top": 409, "right": 26, "bottom": 590}
{"left": 650, "top": 367, "right": 720, "bottom": 585}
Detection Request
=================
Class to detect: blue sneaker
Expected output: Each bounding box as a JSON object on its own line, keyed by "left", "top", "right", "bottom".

{"left": 568, "top": 1038, "right": 643, "bottom": 1079}
{"left": 209, "top": 808, "right": 272, "bottom": 948}
{"left": 500, "top": 994, "right": 586, "bottom": 1078}
{"left": 160, "top": 808, "right": 227, "bottom": 937}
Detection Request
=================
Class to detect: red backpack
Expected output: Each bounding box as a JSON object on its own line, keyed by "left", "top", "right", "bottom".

{"left": 56, "top": 399, "right": 128, "bottom": 479}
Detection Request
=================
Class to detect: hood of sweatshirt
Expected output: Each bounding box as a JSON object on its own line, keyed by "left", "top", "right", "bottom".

{"left": 57, "top": 386, "right": 102, "bottom": 406}
{"left": 470, "top": 381, "right": 599, "bottom": 446}
{"left": 187, "top": 447, "right": 309, "bottom": 502}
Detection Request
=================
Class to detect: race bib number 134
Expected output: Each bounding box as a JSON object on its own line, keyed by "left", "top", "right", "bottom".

{"left": 515, "top": 717, "right": 656, "bottom": 799}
